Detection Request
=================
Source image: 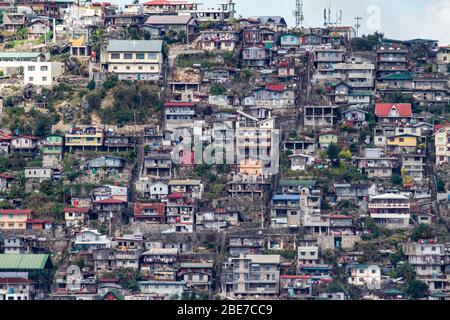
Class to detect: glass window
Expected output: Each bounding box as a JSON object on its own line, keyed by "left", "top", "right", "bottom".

{"left": 136, "top": 53, "right": 145, "bottom": 59}
{"left": 40, "top": 66, "right": 48, "bottom": 71}
{"left": 111, "top": 53, "right": 120, "bottom": 59}
{"left": 148, "top": 53, "right": 157, "bottom": 60}
{"left": 124, "top": 53, "right": 133, "bottom": 59}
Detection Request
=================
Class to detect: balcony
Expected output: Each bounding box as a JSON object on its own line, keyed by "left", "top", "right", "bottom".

{"left": 368, "top": 203, "right": 410, "bottom": 209}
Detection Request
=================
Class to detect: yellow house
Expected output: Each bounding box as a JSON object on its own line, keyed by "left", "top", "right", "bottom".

{"left": 0, "top": 209, "right": 32, "bottom": 230}
{"left": 318, "top": 132, "right": 338, "bottom": 148}
{"left": 239, "top": 159, "right": 264, "bottom": 176}
{"left": 386, "top": 134, "right": 417, "bottom": 148}
{"left": 65, "top": 126, "right": 104, "bottom": 150}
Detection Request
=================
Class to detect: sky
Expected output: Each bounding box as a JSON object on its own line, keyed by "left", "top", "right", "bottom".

{"left": 114, "top": 0, "right": 450, "bottom": 45}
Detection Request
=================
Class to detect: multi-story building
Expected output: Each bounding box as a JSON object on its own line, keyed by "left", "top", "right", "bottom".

{"left": 271, "top": 194, "right": 301, "bottom": 229}
{"left": 42, "top": 134, "right": 64, "bottom": 168}
{"left": 357, "top": 148, "right": 397, "bottom": 179}
{"left": 401, "top": 154, "right": 426, "bottom": 182}
{"left": 242, "top": 46, "right": 269, "bottom": 69}
{"left": 101, "top": 40, "right": 163, "bottom": 81}
{"left": 412, "top": 75, "right": 448, "bottom": 103}
{"left": 165, "top": 193, "right": 196, "bottom": 233}
{"left": 348, "top": 264, "right": 382, "bottom": 289}
{"left": 304, "top": 105, "right": 339, "bottom": 128}
{"left": 143, "top": 151, "right": 173, "bottom": 179}
{"left": 402, "top": 242, "right": 448, "bottom": 292}
{"left": 313, "top": 47, "right": 345, "bottom": 70}
{"left": 0, "top": 278, "right": 34, "bottom": 301}
{"left": 368, "top": 193, "right": 411, "bottom": 229}
{"left": 375, "top": 103, "right": 413, "bottom": 124}
{"left": 164, "top": 101, "right": 196, "bottom": 131}
{"left": 0, "top": 209, "right": 32, "bottom": 230}
{"left": 200, "top": 30, "right": 239, "bottom": 51}
{"left": 64, "top": 207, "right": 90, "bottom": 228}
{"left": 376, "top": 46, "right": 409, "bottom": 79}
{"left": 65, "top": 126, "right": 105, "bottom": 151}
{"left": 435, "top": 124, "right": 450, "bottom": 165}
{"left": 221, "top": 254, "right": 281, "bottom": 298}
{"left": 140, "top": 248, "right": 179, "bottom": 281}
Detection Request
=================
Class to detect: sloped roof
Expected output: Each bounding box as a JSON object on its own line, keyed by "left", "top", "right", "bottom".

{"left": 0, "top": 254, "right": 52, "bottom": 270}
{"left": 375, "top": 103, "right": 412, "bottom": 117}
{"left": 145, "top": 15, "right": 195, "bottom": 25}
{"left": 279, "top": 179, "right": 316, "bottom": 187}
{"left": 106, "top": 40, "right": 163, "bottom": 52}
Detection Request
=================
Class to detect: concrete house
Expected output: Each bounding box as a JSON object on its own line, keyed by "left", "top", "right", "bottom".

{"left": 101, "top": 40, "right": 163, "bottom": 81}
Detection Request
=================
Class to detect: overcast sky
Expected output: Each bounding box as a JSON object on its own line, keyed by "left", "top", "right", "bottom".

{"left": 114, "top": 0, "right": 450, "bottom": 45}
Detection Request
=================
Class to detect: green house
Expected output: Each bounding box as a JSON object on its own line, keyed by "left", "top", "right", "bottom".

{"left": 43, "top": 134, "right": 64, "bottom": 155}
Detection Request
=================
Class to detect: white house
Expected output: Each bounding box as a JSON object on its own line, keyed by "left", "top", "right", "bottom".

{"left": 348, "top": 264, "right": 381, "bottom": 289}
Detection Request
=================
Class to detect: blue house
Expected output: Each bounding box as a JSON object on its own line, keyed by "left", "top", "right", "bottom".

{"left": 280, "top": 34, "right": 300, "bottom": 47}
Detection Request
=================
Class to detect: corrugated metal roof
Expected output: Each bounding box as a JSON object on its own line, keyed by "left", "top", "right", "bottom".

{"left": 279, "top": 180, "right": 316, "bottom": 187}
{"left": 0, "top": 52, "right": 42, "bottom": 59}
{"left": 0, "top": 254, "right": 51, "bottom": 270}
{"left": 106, "top": 40, "right": 163, "bottom": 52}
{"left": 272, "top": 194, "right": 300, "bottom": 201}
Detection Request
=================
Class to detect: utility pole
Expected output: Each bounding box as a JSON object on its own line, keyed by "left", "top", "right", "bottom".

{"left": 354, "top": 17, "right": 362, "bottom": 37}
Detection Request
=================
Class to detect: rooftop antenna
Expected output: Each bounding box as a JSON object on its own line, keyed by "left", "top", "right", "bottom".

{"left": 293, "top": 0, "right": 304, "bottom": 28}
{"left": 354, "top": 16, "right": 362, "bottom": 37}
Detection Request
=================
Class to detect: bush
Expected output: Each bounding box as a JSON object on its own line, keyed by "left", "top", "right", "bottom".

{"left": 390, "top": 174, "right": 403, "bottom": 185}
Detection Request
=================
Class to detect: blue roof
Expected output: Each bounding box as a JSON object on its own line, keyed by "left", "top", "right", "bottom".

{"left": 272, "top": 194, "right": 300, "bottom": 201}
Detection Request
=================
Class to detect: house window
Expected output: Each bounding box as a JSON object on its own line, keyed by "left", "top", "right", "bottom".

{"left": 136, "top": 53, "right": 145, "bottom": 59}
{"left": 28, "top": 66, "right": 35, "bottom": 71}
{"left": 124, "top": 53, "right": 133, "bottom": 59}
{"left": 42, "top": 77, "right": 47, "bottom": 82}
{"left": 138, "top": 66, "right": 143, "bottom": 70}
{"left": 40, "top": 66, "right": 48, "bottom": 71}
{"left": 111, "top": 53, "right": 120, "bottom": 59}
{"left": 113, "top": 66, "right": 118, "bottom": 70}
{"left": 29, "top": 77, "right": 34, "bottom": 82}
{"left": 148, "top": 53, "right": 157, "bottom": 60}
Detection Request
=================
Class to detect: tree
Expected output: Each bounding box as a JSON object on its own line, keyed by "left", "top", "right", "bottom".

{"left": 437, "top": 179, "right": 446, "bottom": 192}
{"left": 102, "top": 74, "right": 119, "bottom": 90}
{"left": 390, "top": 263, "right": 415, "bottom": 282}
{"left": 338, "top": 149, "right": 352, "bottom": 160}
{"left": 210, "top": 84, "right": 226, "bottom": 95}
{"left": 411, "top": 224, "right": 434, "bottom": 241}
{"left": 350, "top": 32, "right": 384, "bottom": 51}
{"left": 390, "top": 174, "right": 403, "bottom": 185}
{"left": 327, "top": 143, "right": 341, "bottom": 160}
{"left": 406, "top": 280, "right": 428, "bottom": 299}
{"left": 87, "top": 80, "right": 96, "bottom": 90}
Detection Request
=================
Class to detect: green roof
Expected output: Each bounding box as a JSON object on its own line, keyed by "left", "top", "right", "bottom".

{"left": 279, "top": 179, "right": 317, "bottom": 187}
{"left": 0, "top": 52, "right": 42, "bottom": 60}
{"left": 349, "top": 90, "right": 373, "bottom": 96}
{"left": 0, "top": 254, "right": 52, "bottom": 270}
{"left": 380, "top": 72, "right": 414, "bottom": 81}
{"left": 384, "top": 289, "right": 403, "bottom": 295}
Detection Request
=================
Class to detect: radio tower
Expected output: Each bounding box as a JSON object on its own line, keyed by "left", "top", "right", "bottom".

{"left": 293, "top": 0, "right": 304, "bottom": 29}
{"left": 354, "top": 16, "right": 362, "bottom": 37}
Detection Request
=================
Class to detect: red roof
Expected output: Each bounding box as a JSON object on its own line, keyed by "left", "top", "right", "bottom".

{"left": 134, "top": 202, "right": 166, "bottom": 216}
{"left": 0, "top": 173, "right": 14, "bottom": 179}
{"left": 280, "top": 275, "right": 312, "bottom": 279}
{"left": 330, "top": 214, "right": 353, "bottom": 219}
{"left": 0, "top": 278, "right": 34, "bottom": 284}
{"left": 26, "top": 219, "right": 51, "bottom": 224}
{"left": 264, "top": 84, "right": 285, "bottom": 92}
{"left": 0, "top": 209, "right": 32, "bottom": 215}
{"left": 95, "top": 198, "right": 127, "bottom": 204}
{"left": 166, "top": 193, "right": 185, "bottom": 199}
{"left": 63, "top": 207, "right": 90, "bottom": 213}
{"left": 164, "top": 102, "right": 196, "bottom": 108}
{"left": 375, "top": 103, "right": 412, "bottom": 117}
{"left": 144, "top": 0, "right": 190, "bottom": 5}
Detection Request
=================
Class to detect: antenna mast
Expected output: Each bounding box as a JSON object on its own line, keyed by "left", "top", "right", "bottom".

{"left": 354, "top": 16, "right": 362, "bottom": 37}
{"left": 293, "top": 0, "right": 304, "bottom": 28}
